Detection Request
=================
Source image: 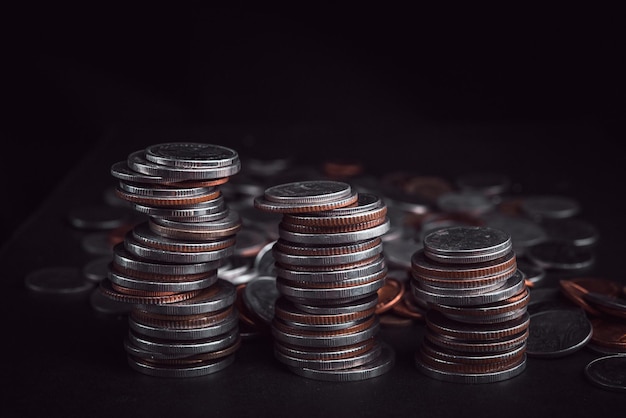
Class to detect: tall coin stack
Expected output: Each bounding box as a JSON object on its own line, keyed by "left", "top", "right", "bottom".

{"left": 254, "top": 180, "right": 396, "bottom": 381}
{"left": 99, "top": 142, "right": 243, "bottom": 377}
{"left": 410, "top": 226, "right": 530, "bottom": 383}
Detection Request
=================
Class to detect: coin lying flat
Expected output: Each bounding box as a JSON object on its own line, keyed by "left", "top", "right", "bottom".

{"left": 25, "top": 266, "right": 95, "bottom": 296}
{"left": 253, "top": 180, "right": 359, "bottom": 213}
{"left": 526, "top": 308, "right": 593, "bottom": 358}
{"left": 144, "top": 142, "right": 240, "bottom": 168}
{"left": 584, "top": 355, "right": 626, "bottom": 392}
{"left": 423, "top": 226, "right": 512, "bottom": 264}
{"left": 286, "top": 341, "right": 395, "bottom": 381}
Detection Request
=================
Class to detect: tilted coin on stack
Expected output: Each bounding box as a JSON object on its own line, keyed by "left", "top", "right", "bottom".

{"left": 100, "top": 142, "right": 243, "bottom": 377}
{"left": 254, "top": 180, "right": 396, "bottom": 381}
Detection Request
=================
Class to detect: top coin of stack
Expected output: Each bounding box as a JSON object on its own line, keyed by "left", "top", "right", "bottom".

{"left": 100, "top": 142, "right": 244, "bottom": 378}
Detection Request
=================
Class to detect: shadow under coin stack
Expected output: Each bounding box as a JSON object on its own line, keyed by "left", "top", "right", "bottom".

{"left": 99, "top": 142, "right": 243, "bottom": 377}
{"left": 410, "top": 226, "right": 530, "bottom": 383}
{"left": 254, "top": 181, "right": 396, "bottom": 381}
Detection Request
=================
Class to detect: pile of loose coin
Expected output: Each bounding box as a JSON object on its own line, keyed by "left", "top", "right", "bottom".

{"left": 254, "top": 180, "right": 396, "bottom": 381}
{"left": 410, "top": 225, "right": 530, "bottom": 383}
{"left": 99, "top": 142, "right": 243, "bottom": 377}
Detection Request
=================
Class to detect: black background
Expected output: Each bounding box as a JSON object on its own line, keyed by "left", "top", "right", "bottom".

{"left": 3, "top": 4, "right": 624, "bottom": 246}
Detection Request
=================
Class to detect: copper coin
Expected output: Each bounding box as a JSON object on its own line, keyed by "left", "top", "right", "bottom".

{"left": 391, "top": 286, "right": 425, "bottom": 321}
{"left": 589, "top": 318, "right": 626, "bottom": 351}
{"left": 376, "top": 277, "right": 405, "bottom": 314}
{"left": 559, "top": 277, "right": 623, "bottom": 316}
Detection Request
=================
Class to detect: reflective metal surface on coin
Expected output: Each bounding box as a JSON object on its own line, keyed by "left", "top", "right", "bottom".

{"left": 144, "top": 142, "right": 239, "bottom": 168}
{"left": 243, "top": 276, "right": 280, "bottom": 324}
{"left": 286, "top": 341, "right": 395, "bottom": 382}
{"left": 526, "top": 240, "right": 595, "bottom": 271}
{"left": 423, "top": 226, "right": 512, "bottom": 264}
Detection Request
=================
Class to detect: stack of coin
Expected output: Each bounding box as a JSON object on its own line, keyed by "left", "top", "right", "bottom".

{"left": 99, "top": 142, "right": 243, "bottom": 377}
{"left": 254, "top": 180, "right": 396, "bottom": 381}
{"left": 410, "top": 225, "right": 530, "bottom": 383}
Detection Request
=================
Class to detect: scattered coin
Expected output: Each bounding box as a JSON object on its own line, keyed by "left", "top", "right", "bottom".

{"left": 24, "top": 266, "right": 95, "bottom": 296}
{"left": 584, "top": 355, "right": 626, "bottom": 392}
{"left": 526, "top": 308, "right": 592, "bottom": 358}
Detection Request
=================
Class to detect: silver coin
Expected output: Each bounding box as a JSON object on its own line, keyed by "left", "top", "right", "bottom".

{"left": 243, "top": 275, "right": 280, "bottom": 324}
{"left": 128, "top": 327, "right": 239, "bottom": 355}
{"left": 136, "top": 279, "right": 237, "bottom": 315}
{"left": 521, "top": 194, "right": 581, "bottom": 220}
{"left": 291, "top": 192, "right": 384, "bottom": 218}
{"left": 254, "top": 189, "right": 359, "bottom": 213}
{"left": 483, "top": 213, "right": 548, "bottom": 256}
{"left": 144, "top": 142, "right": 239, "bottom": 168}
{"left": 130, "top": 195, "right": 226, "bottom": 218}
{"left": 275, "top": 255, "right": 386, "bottom": 282}
{"left": 128, "top": 150, "right": 240, "bottom": 180}
{"left": 263, "top": 180, "right": 352, "bottom": 204}
{"left": 113, "top": 243, "right": 219, "bottom": 275}
{"left": 24, "top": 266, "right": 94, "bottom": 296}
{"left": 272, "top": 317, "right": 380, "bottom": 348}
{"left": 149, "top": 209, "right": 241, "bottom": 233}
{"left": 127, "top": 353, "right": 235, "bottom": 378}
{"left": 287, "top": 341, "right": 395, "bottom": 381}
{"left": 118, "top": 181, "right": 215, "bottom": 197}
{"left": 423, "top": 226, "right": 512, "bottom": 263}
{"left": 276, "top": 340, "right": 382, "bottom": 371}
{"left": 219, "top": 255, "right": 259, "bottom": 285}
{"left": 525, "top": 240, "right": 595, "bottom": 271}
{"left": 274, "top": 240, "right": 383, "bottom": 267}
{"left": 131, "top": 221, "right": 236, "bottom": 252}
{"left": 129, "top": 309, "right": 239, "bottom": 340}
{"left": 278, "top": 218, "right": 391, "bottom": 245}
{"left": 252, "top": 241, "right": 277, "bottom": 277}
{"left": 584, "top": 355, "right": 626, "bottom": 392}
{"left": 415, "top": 352, "right": 526, "bottom": 384}
{"left": 108, "top": 269, "right": 218, "bottom": 292}
{"left": 110, "top": 160, "right": 167, "bottom": 184}
{"left": 411, "top": 269, "right": 525, "bottom": 306}
{"left": 526, "top": 308, "right": 592, "bottom": 358}
{"left": 277, "top": 271, "right": 386, "bottom": 301}
{"left": 156, "top": 207, "right": 231, "bottom": 224}
{"left": 124, "top": 234, "right": 234, "bottom": 264}
{"left": 292, "top": 293, "right": 379, "bottom": 315}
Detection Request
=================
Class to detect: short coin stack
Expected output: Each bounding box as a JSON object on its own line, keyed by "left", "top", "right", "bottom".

{"left": 410, "top": 226, "right": 530, "bottom": 383}
{"left": 99, "top": 142, "right": 243, "bottom": 377}
{"left": 254, "top": 180, "right": 396, "bottom": 381}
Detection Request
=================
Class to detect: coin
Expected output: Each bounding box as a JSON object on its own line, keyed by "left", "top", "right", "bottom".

{"left": 24, "top": 266, "right": 95, "bottom": 296}
{"left": 584, "top": 355, "right": 626, "bottom": 392}
{"left": 526, "top": 308, "right": 592, "bottom": 358}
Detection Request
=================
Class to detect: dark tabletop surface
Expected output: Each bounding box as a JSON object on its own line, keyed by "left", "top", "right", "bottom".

{"left": 3, "top": 5, "right": 624, "bottom": 418}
